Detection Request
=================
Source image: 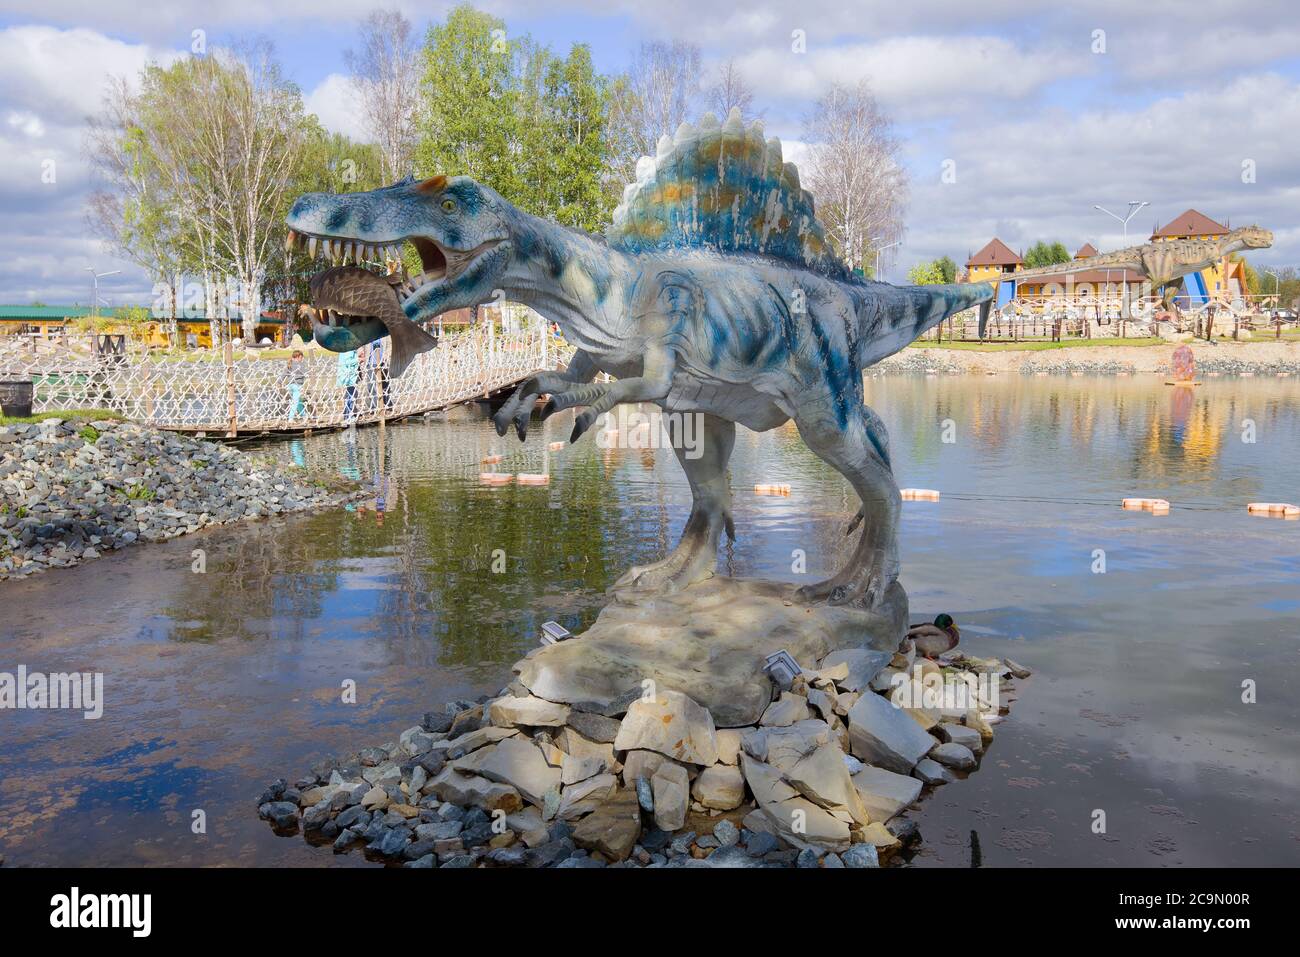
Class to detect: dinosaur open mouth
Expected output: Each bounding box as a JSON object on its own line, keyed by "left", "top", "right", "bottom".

{"left": 285, "top": 229, "right": 502, "bottom": 310}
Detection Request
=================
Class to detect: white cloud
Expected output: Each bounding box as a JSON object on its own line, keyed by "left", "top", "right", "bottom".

{"left": 304, "top": 72, "right": 366, "bottom": 141}
{"left": 899, "top": 73, "right": 1300, "bottom": 273}
{"left": 0, "top": 26, "right": 177, "bottom": 124}
{"left": 0, "top": 26, "right": 185, "bottom": 305}
{"left": 736, "top": 35, "right": 1088, "bottom": 115}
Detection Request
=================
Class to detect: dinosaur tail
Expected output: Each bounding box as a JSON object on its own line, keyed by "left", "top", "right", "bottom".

{"left": 857, "top": 281, "right": 995, "bottom": 367}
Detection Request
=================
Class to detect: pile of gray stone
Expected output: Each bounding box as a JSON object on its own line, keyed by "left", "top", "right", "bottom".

{"left": 259, "top": 638, "right": 1030, "bottom": 869}
{"left": 0, "top": 417, "right": 356, "bottom": 581}
{"left": 1165, "top": 357, "right": 1300, "bottom": 376}
{"left": 872, "top": 352, "right": 967, "bottom": 376}
{"left": 1018, "top": 359, "right": 1137, "bottom": 375}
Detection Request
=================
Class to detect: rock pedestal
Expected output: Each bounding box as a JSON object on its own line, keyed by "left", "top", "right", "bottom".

{"left": 513, "top": 577, "right": 908, "bottom": 727}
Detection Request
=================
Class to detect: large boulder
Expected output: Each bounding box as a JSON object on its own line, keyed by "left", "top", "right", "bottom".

{"left": 556, "top": 773, "right": 618, "bottom": 820}
{"left": 651, "top": 762, "right": 690, "bottom": 831}
{"left": 425, "top": 767, "right": 523, "bottom": 813}
{"left": 691, "top": 764, "right": 745, "bottom": 810}
{"left": 471, "top": 737, "right": 563, "bottom": 807}
{"left": 846, "top": 691, "right": 936, "bottom": 773}
{"left": 488, "top": 695, "right": 570, "bottom": 728}
{"left": 851, "top": 765, "right": 923, "bottom": 822}
{"left": 612, "top": 690, "right": 718, "bottom": 765}
{"left": 745, "top": 721, "right": 868, "bottom": 825}
{"left": 571, "top": 788, "right": 643, "bottom": 862}
{"left": 820, "top": 648, "right": 894, "bottom": 693}
{"left": 514, "top": 578, "right": 906, "bottom": 726}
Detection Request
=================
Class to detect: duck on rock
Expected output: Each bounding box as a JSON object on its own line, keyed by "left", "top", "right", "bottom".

{"left": 907, "top": 613, "right": 960, "bottom": 658}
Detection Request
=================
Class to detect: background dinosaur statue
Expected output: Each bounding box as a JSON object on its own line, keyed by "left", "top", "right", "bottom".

{"left": 1010, "top": 227, "right": 1271, "bottom": 289}
{"left": 285, "top": 108, "right": 994, "bottom": 609}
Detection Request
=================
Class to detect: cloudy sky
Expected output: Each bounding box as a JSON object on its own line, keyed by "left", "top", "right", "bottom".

{"left": 1, "top": 0, "right": 1297, "bottom": 306}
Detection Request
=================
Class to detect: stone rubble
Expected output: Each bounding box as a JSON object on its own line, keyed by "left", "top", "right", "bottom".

{"left": 0, "top": 417, "right": 360, "bottom": 581}
{"left": 258, "top": 623, "right": 1032, "bottom": 868}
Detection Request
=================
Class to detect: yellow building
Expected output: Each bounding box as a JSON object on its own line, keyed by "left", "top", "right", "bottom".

{"left": 965, "top": 238, "right": 1023, "bottom": 289}
{"left": 1150, "top": 209, "right": 1246, "bottom": 305}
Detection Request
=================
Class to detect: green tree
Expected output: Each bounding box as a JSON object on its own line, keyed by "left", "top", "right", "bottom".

{"left": 414, "top": 4, "right": 614, "bottom": 231}
{"left": 416, "top": 5, "right": 521, "bottom": 196}
{"left": 1023, "top": 240, "right": 1071, "bottom": 268}
{"left": 539, "top": 44, "right": 614, "bottom": 231}
{"left": 907, "top": 260, "right": 947, "bottom": 285}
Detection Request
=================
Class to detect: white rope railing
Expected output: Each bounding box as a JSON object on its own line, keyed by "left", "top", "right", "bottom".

{"left": 1, "top": 324, "right": 573, "bottom": 433}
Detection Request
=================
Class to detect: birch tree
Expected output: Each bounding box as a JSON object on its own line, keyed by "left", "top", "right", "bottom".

{"left": 86, "top": 75, "right": 185, "bottom": 340}
{"left": 135, "top": 45, "right": 307, "bottom": 342}
{"left": 706, "top": 58, "right": 755, "bottom": 121}
{"left": 802, "top": 80, "right": 907, "bottom": 276}
{"left": 607, "top": 39, "right": 702, "bottom": 187}
{"left": 345, "top": 9, "right": 420, "bottom": 183}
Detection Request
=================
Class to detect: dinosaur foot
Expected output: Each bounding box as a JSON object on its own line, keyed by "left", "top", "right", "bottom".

{"left": 795, "top": 550, "right": 897, "bottom": 609}
{"left": 613, "top": 539, "right": 717, "bottom": 597}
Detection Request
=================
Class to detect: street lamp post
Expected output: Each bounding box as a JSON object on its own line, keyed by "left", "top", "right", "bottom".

{"left": 1095, "top": 202, "right": 1148, "bottom": 324}
{"left": 1264, "top": 267, "right": 1282, "bottom": 338}
{"left": 85, "top": 267, "right": 121, "bottom": 318}
{"left": 872, "top": 240, "right": 900, "bottom": 282}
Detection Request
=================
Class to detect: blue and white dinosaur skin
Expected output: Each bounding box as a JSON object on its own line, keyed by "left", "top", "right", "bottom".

{"left": 286, "top": 109, "right": 994, "bottom": 609}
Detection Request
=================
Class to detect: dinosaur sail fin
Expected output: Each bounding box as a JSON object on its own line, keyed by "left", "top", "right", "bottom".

{"left": 607, "top": 108, "right": 847, "bottom": 277}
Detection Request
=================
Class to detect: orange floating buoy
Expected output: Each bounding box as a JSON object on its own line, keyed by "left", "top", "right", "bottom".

{"left": 516, "top": 473, "right": 550, "bottom": 486}
{"left": 900, "top": 488, "right": 940, "bottom": 502}
{"left": 548, "top": 441, "right": 564, "bottom": 451}
{"left": 481, "top": 454, "right": 503, "bottom": 465}
{"left": 479, "top": 472, "right": 514, "bottom": 486}
{"left": 1122, "top": 497, "right": 1170, "bottom": 513}
{"left": 754, "top": 483, "right": 791, "bottom": 496}
{"left": 1247, "top": 502, "right": 1300, "bottom": 518}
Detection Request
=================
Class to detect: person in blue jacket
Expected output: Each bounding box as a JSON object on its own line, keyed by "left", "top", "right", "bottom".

{"left": 336, "top": 349, "right": 359, "bottom": 423}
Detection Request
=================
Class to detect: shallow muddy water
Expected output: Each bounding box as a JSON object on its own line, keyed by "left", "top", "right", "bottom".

{"left": 2, "top": 374, "right": 1298, "bottom": 866}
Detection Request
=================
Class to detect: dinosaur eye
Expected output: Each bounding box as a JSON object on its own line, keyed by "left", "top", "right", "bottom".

{"left": 441, "top": 198, "right": 456, "bottom": 213}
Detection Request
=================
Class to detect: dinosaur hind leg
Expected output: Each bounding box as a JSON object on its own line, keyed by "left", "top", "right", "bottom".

{"left": 614, "top": 413, "right": 735, "bottom": 596}
{"left": 793, "top": 403, "right": 900, "bottom": 609}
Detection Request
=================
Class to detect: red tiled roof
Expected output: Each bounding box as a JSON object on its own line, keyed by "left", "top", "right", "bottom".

{"left": 1152, "top": 209, "right": 1228, "bottom": 239}
{"left": 1074, "top": 243, "right": 1098, "bottom": 259}
{"left": 967, "top": 238, "right": 1022, "bottom": 267}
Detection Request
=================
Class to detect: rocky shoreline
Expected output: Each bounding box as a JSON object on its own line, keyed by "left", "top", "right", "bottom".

{"left": 0, "top": 417, "right": 359, "bottom": 581}
{"left": 873, "top": 340, "right": 1300, "bottom": 377}
{"left": 258, "top": 635, "right": 1030, "bottom": 869}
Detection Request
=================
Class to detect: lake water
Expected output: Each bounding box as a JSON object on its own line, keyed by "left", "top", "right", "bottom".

{"left": 2, "top": 374, "right": 1298, "bottom": 867}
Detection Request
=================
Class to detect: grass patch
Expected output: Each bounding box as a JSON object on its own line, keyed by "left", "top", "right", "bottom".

{"left": 0, "top": 408, "right": 127, "bottom": 426}
{"left": 907, "top": 337, "right": 1165, "bottom": 352}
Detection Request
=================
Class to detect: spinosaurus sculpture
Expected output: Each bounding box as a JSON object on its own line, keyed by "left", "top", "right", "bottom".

{"left": 285, "top": 109, "right": 994, "bottom": 609}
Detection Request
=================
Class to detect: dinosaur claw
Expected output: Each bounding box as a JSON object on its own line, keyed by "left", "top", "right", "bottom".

{"left": 540, "top": 399, "right": 557, "bottom": 420}
{"left": 845, "top": 508, "right": 864, "bottom": 536}
{"left": 515, "top": 417, "right": 528, "bottom": 442}
{"left": 570, "top": 412, "right": 594, "bottom": 444}
{"left": 492, "top": 414, "right": 509, "bottom": 437}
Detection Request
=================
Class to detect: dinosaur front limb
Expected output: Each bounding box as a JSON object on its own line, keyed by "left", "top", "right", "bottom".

{"left": 541, "top": 343, "right": 676, "bottom": 444}
{"left": 614, "top": 414, "right": 735, "bottom": 596}
{"left": 493, "top": 349, "right": 597, "bottom": 440}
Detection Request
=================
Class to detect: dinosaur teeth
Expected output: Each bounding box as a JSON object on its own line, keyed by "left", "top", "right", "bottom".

{"left": 285, "top": 230, "right": 297, "bottom": 253}
{"left": 308, "top": 237, "right": 317, "bottom": 259}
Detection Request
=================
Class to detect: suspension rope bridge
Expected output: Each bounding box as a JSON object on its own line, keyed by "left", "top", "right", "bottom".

{"left": 0, "top": 325, "right": 572, "bottom": 436}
